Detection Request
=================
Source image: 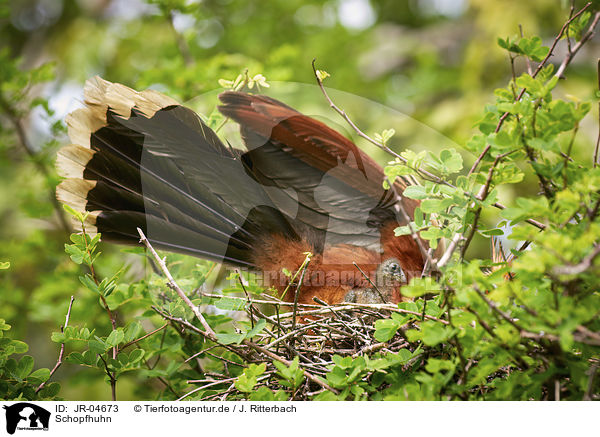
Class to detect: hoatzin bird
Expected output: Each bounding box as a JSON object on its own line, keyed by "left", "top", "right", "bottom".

{"left": 56, "top": 77, "right": 425, "bottom": 305}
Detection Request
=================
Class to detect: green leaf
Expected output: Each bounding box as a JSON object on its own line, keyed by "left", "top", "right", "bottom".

{"left": 421, "top": 321, "right": 455, "bottom": 346}
{"left": 65, "top": 244, "right": 86, "bottom": 264}
{"left": 79, "top": 274, "right": 98, "bottom": 293}
{"left": 17, "top": 355, "right": 34, "bottom": 378}
{"left": 28, "top": 368, "right": 50, "bottom": 382}
{"left": 12, "top": 340, "right": 28, "bottom": 353}
{"left": 216, "top": 332, "right": 245, "bottom": 345}
{"left": 215, "top": 296, "right": 247, "bottom": 311}
{"left": 0, "top": 261, "right": 9, "bottom": 269}
{"left": 374, "top": 319, "right": 399, "bottom": 342}
{"left": 88, "top": 339, "right": 108, "bottom": 354}
{"left": 128, "top": 349, "right": 145, "bottom": 364}
{"left": 402, "top": 185, "right": 428, "bottom": 199}
{"left": 515, "top": 73, "right": 543, "bottom": 97}
{"left": 51, "top": 332, "right": 65, "bottom": 343}
{"left": 124, "top": 322, "right": 142, "bottom": 343}
{"left": 438, "top": 148, "right": 463, "bottom": 174}
{"left": 63, "top": 204, "right": 83, "bottom": 221}
{"left": 245, "top": 319, "right": 266, "bottom": 339}
{"left": 106, "top": 329, "right": 125, "bottom": 347}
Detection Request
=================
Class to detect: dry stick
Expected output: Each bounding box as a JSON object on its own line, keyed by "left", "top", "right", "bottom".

{"left": 352, "top": 262, "right": 388, "bottom": 303}
{"left": 205, "top": 290, "right": 445, "bottom": 323}
{"left": 137, "top": 228, "right": 216, "bottom": 338}
{"left": 264, "top": 322, "right": 322, "bottom": 351}
{"left": 36, "top": 296, "right": 74, "bottom": 393}
{"left": 244, "top": 339, "right": 338, "bottom": 394}
{"left": 312, "top": 297, "right": 371, "bottom": 343}
{"left": 184, "top": 344, "right": 220, "bottom": 364}
{"left": 177, "top": 377, "right": 241, "bottom": 401}
{"left": 468, "top": 3, "right": 595, "bottom": 176}
{"left": 277, "top": 303, "right": 449, "bottom": 324}
{"left": 200, "top": 292, "right": 322, "bottom": 309}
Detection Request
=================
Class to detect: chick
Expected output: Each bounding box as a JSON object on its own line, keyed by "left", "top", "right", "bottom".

{"left": 344, "top": 257, "right": 407, "bottom": 304}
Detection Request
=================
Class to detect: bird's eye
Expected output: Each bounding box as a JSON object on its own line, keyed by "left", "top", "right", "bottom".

{"left": 388, "top": 262, "right": 400, "bottom": 273}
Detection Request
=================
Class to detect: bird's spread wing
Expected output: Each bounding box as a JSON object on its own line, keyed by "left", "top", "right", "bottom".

{"left": 218, "top": 91, "right": 419, "bottom": 253}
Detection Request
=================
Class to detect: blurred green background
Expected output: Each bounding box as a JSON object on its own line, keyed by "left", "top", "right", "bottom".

{"left": 0, "top": 0, "right": 598, "bottom": 399}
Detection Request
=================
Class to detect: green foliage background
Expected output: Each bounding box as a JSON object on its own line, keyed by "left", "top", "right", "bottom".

{"left": 0, "top": 0, "right": 599, "bottom": 400}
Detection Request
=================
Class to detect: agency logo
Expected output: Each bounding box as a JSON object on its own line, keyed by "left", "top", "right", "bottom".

{"left": 3, "top": 403, "right": 50, "bottom": 434}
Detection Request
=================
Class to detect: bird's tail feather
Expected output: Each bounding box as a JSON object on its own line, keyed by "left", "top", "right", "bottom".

{"left": 56, "top": 77, "right": 296, "bottom": 267}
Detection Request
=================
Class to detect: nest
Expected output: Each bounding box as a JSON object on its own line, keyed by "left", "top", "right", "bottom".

{"left": 151, "top": 290, "right": 435, "bottom": 401}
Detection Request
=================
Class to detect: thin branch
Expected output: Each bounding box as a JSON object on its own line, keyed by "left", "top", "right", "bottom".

{"left": 291, "top": 255, "right": 311, "bottom": 332}
{"left": 235, "top": 269, "right": 254, "bottom": 329}
{"left": 519, "top": 24, "right": 533, "bottom": 76}
{"left": 121, "top": 323, "right": 169, "bottom": 350}
{"left": 36, "top": 295, "right": 74, "bottom": 393}
{"left": 97, "top": 355, "right": 117, "bottom": 401}
{"left": 551, "top": 244, "right": 600, "bottom": 275}
{"left": 276, "top": 302, "right": 449, "bottom": 324}
{"left": 0, "top": 97, "right": 71, "bottom": 234}
{"left": 137, "top": 227, "right": 216, "bottom": 338}
{"left": 472, "top": 285, "right": 528, "bottom": 334}
{"left": 554, "top": 11, "right": 600, "bottom": 79}
{"left": 244, "top": 339, "right": 339, "bottom": 394}
{"left": 535, "top": 3, "right": 592, "bottom": 77}
{"left": 352, "top": 262, "right": 388, "bottom": 303}
{"left": 200, "top": 291, "right": 322, "bottom": 308}
{"left": 437, "top": 233, "right": 463, "bottom": 268}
